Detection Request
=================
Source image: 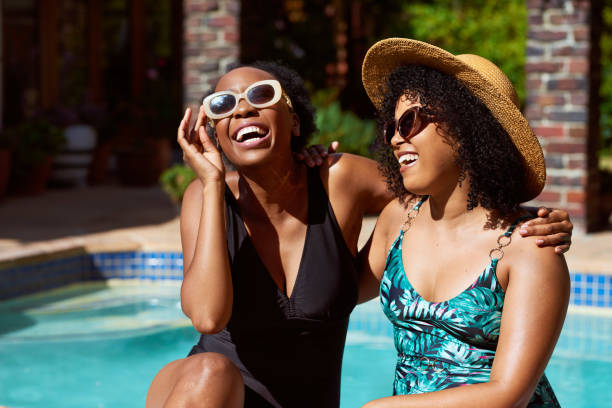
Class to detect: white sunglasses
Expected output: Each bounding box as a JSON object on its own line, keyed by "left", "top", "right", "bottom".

{"left": 202, "top": 79, "right": 293, "bottom": 120}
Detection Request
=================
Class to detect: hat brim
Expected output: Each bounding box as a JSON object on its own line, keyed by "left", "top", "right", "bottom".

{"left": 362, "top": 38, "right": 545, "bottom": 202}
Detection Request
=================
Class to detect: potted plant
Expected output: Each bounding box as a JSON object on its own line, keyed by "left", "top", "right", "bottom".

{"left": 7, "top": 118, "right": 65, "bottom": 194}
{"left": 159, "top": 164, "right": 196, "bottom": 212}
{"left": 115, "top": 65, "right": 176, "bottom": 186}
{"left": 0, "top": 130, "right": 16, "bottom": 198}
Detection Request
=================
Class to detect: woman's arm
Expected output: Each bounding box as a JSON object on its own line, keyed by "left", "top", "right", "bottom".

{"left": 357, "top": 201, "right": 403, "bottom": 304}
{"left": 177, "top": 107, "right": 233, "bottom": 334}
{"left": 300, "top": 143, "right": 574, "bottom": 252}
{"left": 362, "top": 238, "right": 570, "bottom": 408}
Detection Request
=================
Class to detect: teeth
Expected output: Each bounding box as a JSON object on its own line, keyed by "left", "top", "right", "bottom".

{"left": 398, "top": 154, "right": 418, "bottom": 165}
{"left": 236, "top": 126, "right": 267, "bottom": 142}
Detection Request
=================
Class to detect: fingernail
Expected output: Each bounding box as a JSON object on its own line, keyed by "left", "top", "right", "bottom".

{"left": 519, "top": 228, "right": 528, "bottom": 235}
{"left": 536, "top": 239, "right": 544, "bottom": 245}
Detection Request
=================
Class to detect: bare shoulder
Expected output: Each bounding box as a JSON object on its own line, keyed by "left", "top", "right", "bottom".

{"left": 505, "top": 231, "right": 569, "bottom": 285}
{"left": 322, "top": 153, "right": 391, "bottom": 214}
{"left": 325, "top": 152, "right": 378, "bottom": 179}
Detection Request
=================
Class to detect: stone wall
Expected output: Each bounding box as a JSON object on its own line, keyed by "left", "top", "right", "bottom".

{"left": 183, "top": 0, "right": 240, "bottom": 106}
{"left": 526, "top": 0, "right": 600, "bottom": 231}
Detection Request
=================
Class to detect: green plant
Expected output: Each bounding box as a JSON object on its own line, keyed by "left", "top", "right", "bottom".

{"left": 310, "top": 88, "right": 377, "bottom": 157}
{"left": 7, "top": 119, "right": 65, "bottom": 167}
{"left": 600, "top": 6, "right": 612, "bottom": 156}
{"left": 390, "top": 0, "right": 526, "bottom": 105}
{"left": 159, "top": 164, "right": 196, "bottom": 203}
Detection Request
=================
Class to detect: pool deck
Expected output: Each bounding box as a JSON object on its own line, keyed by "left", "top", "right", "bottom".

{"left": 0, "top": 184, "right": 610, "bottom": 275}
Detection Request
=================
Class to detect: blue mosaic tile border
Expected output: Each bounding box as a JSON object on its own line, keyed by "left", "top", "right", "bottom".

{"left": 570, "top": 272, "right": 612, "bottom": 307}
{"left": 0, "top": 251, "right": 183, "bottom": 300}
{"left": 89, "top": 251, "right": 183, "bottom": 280}
{"left": 0, "top": 252, "right": 611, "bottom": 307}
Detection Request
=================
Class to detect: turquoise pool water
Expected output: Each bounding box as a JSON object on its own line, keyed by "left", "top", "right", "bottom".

{"left": 0, "top": 282, "right": 610, "bottom": 407}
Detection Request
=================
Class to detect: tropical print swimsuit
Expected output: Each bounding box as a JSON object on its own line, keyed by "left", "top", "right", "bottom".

{"left": 380, "top": 198, "right": 560, "bottom": 406}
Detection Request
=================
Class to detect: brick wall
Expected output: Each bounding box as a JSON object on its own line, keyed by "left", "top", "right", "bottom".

{"left": 0, "top": 5, "right": 3, "bottom": 130}
{"left": 183, "top": 0, "right": 240, "bottom": 106}
{"left": 526, "top": 0, "right": 601, "bottom": 232}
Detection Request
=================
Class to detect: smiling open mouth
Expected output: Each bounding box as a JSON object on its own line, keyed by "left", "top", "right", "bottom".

{"left": 398, "top": 153, "right": 418, "bottom": 166}
{"left": 235, "top": 125, "right": 269, "bottom": 143}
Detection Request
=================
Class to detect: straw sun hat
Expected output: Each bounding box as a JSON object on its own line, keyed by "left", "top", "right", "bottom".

{"left": 362, "top": 38, "right": 545, "bottom": 201}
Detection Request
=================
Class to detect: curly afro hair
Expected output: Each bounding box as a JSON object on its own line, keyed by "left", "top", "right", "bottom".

{"left": 205, "top": 60, "right": 317, "bottom": 153}
{"left": 375, "top": 64, "right": 527, "bottom": 216}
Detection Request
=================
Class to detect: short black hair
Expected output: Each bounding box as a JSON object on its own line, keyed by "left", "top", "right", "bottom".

{"left": 375, "top": 64, "right": 527, "bottom": 216}
{"left": 205, "top": 60, "right": 317, "bottom": 152}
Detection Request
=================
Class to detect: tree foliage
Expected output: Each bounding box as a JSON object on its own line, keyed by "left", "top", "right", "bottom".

{"left": 381, "top": 0, "right": 527, "bottom": 105}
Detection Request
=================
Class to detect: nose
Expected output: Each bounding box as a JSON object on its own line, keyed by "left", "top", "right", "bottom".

{"left": 233, "top": 97, "right": 257, "bottom": 119}
{"left": 390, "top": 129, "right": 408, "bottom": 147}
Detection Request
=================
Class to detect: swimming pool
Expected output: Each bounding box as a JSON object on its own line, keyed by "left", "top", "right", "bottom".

{"left": 0, "top": 281, "right": 610, "bottom": 407}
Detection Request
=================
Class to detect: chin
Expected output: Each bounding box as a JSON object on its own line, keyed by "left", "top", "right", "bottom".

{"left": 402, "top": 177, "right": 430, "bottom": 196}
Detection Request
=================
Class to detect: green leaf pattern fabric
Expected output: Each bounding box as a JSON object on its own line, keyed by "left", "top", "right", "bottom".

{"left": 380, "top": 229, "right": 560, "bottom": 406}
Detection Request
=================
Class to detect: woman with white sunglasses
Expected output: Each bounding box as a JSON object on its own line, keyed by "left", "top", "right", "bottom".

{"left": 145, "top": 61, "right": 573, "bottom": 408}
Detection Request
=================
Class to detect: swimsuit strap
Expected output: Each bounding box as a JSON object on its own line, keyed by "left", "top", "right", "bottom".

{"left": 488, "top": 214, "right": 533, "bottom": 263}
{"left": 400, "top": 195, "right": 429, "bottom": 233}
{"left": 413, "top": 195, "right": 428, "bottom": 211}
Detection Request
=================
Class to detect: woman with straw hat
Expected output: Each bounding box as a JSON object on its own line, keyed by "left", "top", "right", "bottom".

{"left": 146, "top": 59, "right": 571, "bottom": 407}
{"left": 359, "top": 39, "right": 569, "bottom": 407}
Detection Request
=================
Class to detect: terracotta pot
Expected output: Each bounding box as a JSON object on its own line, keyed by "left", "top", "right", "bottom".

{"left": 88, "top": 139, "right": 114, "bottom": 185}
{"left": 117, "top": 138, "right": 171, "bottom": 186}
{"left": 0, "top": 149, "right": 11, "bottom": 198}
{"left": 14, "top": 156, "right": 54, "bottom": 195}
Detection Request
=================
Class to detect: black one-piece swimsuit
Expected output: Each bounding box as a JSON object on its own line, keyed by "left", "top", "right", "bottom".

{"left": 189, "top": 166, "right": 359, "bottom": 407}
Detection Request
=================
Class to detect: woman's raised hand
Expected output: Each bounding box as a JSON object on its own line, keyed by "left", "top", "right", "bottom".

{"left": 177, "top": 106, "right": 225, "bottom": 185}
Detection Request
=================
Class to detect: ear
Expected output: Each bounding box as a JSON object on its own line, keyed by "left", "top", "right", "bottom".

{"left": 291, "top": 113, "right": 300, "bottom": 137}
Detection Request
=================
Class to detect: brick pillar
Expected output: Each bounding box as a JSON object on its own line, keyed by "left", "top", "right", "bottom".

{"left": 526, "top": 0, "right": 600, "bottom": 232}
{"left": 183, "top": 0, "right": 240, "bottom": 106}
{"left": 0, "top": 4, "right": 3, "bottom": 131}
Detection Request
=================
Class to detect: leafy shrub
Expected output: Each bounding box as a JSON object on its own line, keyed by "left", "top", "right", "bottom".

{"left": 159, "top": 164, "right": 196, "bottom": 203}
{"left": 310, "top": 88, "right": 377, "bottom": 157}
{"left": 7, "top": 119, "right": 65, "bottom": 167}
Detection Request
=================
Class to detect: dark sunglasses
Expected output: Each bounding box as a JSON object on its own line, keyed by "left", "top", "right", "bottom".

{"left": 383, "top": 106, "right": 433, "bottom": 145}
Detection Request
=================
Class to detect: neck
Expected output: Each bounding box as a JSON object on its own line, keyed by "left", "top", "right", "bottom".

{"left": 237, "top": 158, "right": 308, "bottom": 219}
{"left": 424, "top": 176, "right": 486, "bottom": 229}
